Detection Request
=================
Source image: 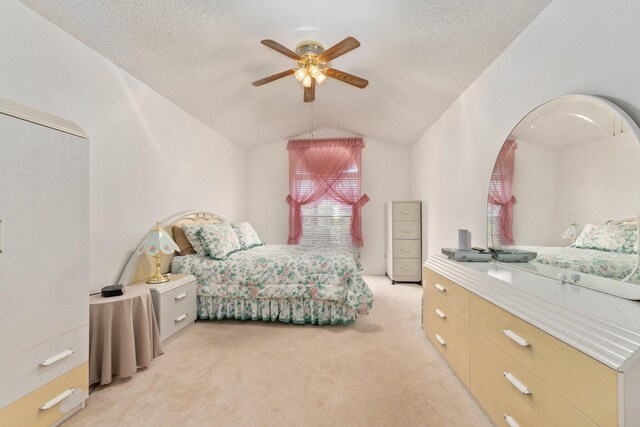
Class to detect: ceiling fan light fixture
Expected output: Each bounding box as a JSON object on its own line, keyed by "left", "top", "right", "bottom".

{"left": 309, "top": 65, "right": 320, "bottom": 78}
{"left": 295, "top": 67, "right": 307, "bottom": 81}
{"left": 315, "top": 72, "right": 327, "bottom": 84}
{"left": 302, "top": 75, "right": 313, "bottom": 88}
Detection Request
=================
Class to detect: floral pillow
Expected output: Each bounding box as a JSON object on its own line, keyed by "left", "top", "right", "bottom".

{"left": 231, "top": 222, "right": 264, "bottom": 250}
{"left": 197, "top": 223, "right": 241, "bottom": 260}
{"left": 181, "top": 223, "right": 207, "bottom": 256}
{"left": 572, "top": 223, "right": 637, "bottom": 254}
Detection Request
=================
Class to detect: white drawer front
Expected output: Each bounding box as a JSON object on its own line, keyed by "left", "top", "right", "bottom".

{"left": 157, "top": 280, "right": 197, "bottom": 319}
{"left": 393, "top": 259, "right": 422, "bottom": 279}
{"left": 0, "top": 324, "right": 88, "bottom": 408}
{"left": 160, "top": 302, "right": 197, "bottom": 342}
{"left": 392, "top": 202, "right": 420, "bottom": 221}
{"left": 393, "top": 221, "right": 420, "bottom": 240}
{"left": 393, "top": 239, "right": 421, "bottom": 258}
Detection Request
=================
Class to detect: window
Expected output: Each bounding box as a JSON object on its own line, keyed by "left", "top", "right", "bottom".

{"left": 286, "top": 138, "right": 369, "bottom": 247}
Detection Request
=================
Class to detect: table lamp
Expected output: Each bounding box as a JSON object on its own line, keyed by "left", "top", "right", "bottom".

{"left": 562, "top": 223, "right": 577, "bottom": 244}
{"left": 136, "top": 222, "right": 179, "bottom": 284}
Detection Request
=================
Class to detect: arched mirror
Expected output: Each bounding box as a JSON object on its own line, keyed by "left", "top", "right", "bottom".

{"left": 487, "top": 95, "right": 640, "bottom": 299}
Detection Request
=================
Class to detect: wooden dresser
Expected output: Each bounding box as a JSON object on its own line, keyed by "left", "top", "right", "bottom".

{"left": 423, "top": 255, "right": 640, "bottom": 427}
{"left": 0, "top": 98, "right": 89, "bottom": 426}
{"left": 385, "top": 201, "right": 422, "bottom": 283}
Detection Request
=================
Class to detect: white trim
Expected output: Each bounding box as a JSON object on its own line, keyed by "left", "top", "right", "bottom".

{"left": 0, "top": 97, "right": 87, "bottom": 138}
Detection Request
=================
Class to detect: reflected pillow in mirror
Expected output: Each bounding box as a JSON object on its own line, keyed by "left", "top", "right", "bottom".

{"left": 197, "top": 223, "right": 241, "bottom": 260}
{"left": 181, "top": 223, "right": 207, "bottom": 256}
{"left": 572, "top": 223, "right": 637, "bottom": 254}
{"left": 231, "top": 222, "right": 263, "bottom": 250}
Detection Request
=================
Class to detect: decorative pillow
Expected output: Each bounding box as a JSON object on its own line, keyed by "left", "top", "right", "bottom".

{"left": 197, "top": 223, "right": 241, "bottom": 260}
{"left": 172, "top": 225, "right": 196, "bottom": 255}
{"left": 231, "top": 222, "right": 263, "bottom": 250}
{"left": 181, "top": 223, "right": 207, "bottom": 256}
{"left": 572, "top": 223, "right": 637, "bottom": 253}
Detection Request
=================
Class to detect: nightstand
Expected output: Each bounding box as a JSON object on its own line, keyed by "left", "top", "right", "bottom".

{"left": 148, "top": 274, "right": 197, "bottom": 342}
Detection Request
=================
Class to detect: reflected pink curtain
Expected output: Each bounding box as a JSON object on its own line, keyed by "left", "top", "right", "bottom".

{"left": 286, "top": 138, "right": 369, "bottom": 246}
{"left": 488, "top": 138, "right": 517, "bottom": 245}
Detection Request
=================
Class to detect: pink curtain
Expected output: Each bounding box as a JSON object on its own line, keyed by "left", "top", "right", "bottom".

{"left": 286, "top": 138, "right": 369, "bottom": 246}
{"left": 488, "top": 138, "right": 517, "bottom": 245}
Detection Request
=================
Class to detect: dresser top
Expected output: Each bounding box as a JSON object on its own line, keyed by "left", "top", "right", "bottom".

{"left": 426, "top": 255, "right": 640, "bottom": 371}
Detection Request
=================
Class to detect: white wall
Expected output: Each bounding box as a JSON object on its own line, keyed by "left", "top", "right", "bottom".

{"left": 511, "top": 139, "right": 562, "bottom": 246}
{"left": 411, "top": 0, "right": 640, "bottom": 258}
{"left": 0, "top": 1, "right": 246, "bottom": 290}
{"left": 246, "top": 128, "right": 412, "bottom": 274}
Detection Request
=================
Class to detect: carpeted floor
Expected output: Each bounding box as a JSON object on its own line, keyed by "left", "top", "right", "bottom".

{"left": 66, "top": 275, "right": 491, "bottom": 427}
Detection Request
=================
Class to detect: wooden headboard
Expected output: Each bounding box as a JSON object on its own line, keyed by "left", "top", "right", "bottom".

{"left": 119, "top": 210, "right": 226, "bottom": 285}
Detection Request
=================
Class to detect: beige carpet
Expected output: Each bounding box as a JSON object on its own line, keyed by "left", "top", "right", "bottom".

{"left": 66, "top": 276, "right": 491, "bottom": 427}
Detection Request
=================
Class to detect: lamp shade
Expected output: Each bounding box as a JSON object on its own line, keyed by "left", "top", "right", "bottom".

{"left": 562, "top": 223, "right": 577, "bottom": 240}
{"left": 136, "top": 222, "right": 179, "bottom": 256}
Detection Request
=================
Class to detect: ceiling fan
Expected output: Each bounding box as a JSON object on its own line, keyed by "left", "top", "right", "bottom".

{"left": 252, "top": 36, "right": 369, "bottom": 103}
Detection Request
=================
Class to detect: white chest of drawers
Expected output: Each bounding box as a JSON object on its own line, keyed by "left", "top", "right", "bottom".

{"left": 0, "top": 98, "right": 89, "bottom": 426}
{"left": 385, "top": 201, "right": 422, "bottom": 283}
{"left": 149, "top": 274, "right": 198, "bottom": 342}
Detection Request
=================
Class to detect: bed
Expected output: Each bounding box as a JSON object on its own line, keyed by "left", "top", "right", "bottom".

{"left": 510, "top": 218, "right": 640, "bottom": 285}
{"left": 516, "top": 245, "right": 640, "bottom": 285}
{"left": 119, "top": 210, "right": 374, "bottom": 325}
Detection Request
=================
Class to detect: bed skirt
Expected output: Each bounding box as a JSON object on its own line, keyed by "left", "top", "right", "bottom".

{"left": 197, "top": 296, "right": 357, "bottom": 325}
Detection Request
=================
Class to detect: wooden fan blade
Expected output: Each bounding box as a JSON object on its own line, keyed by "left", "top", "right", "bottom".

{"left": 304, "top": 78, "right": 315, "bottom": 103}
{"left": 318, "top": 37, "right": 360, "bottom": 62}
{"left": 252, "top": 69, "right": 296, "bottom": 86}
{"left": 261, "top": 40, "right": 301, "bottom": 61}
{"left": 325, "top": 68, "right": 368, "bottom": 89}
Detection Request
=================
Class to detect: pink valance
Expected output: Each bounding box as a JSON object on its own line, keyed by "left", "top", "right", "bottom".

{"left": 286, "top": 138, "right": 369, "bottom": 247}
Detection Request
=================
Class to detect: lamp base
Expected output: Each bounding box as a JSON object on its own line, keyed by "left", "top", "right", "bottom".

{"left": 146, "top": 273, "right": 170, "bottom": 284}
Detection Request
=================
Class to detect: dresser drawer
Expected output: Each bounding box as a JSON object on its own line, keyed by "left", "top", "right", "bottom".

{"left": 159, "top": 301, "right": 197, "bottom": 342}
{"left": 392, "top": 221, "right": 420, "bottom": 240}
{"left": 0, "top": 362, "right": 88, "bottom": 427}
{"left": 0, "top": 324, "right": 88, "bottom": 408}
{"left": 423, "top": 267, "right": 469, "bottom": 320}
{"left": 470, "top": 328, "right": 596, "bottom": 427}
{"left": 392, "top": 259, "right": 421, "bottom": 279}
{"left": 424, "top": 294, "right": 469, "bottom": 385}
{"left": 470, "top": 294, "right": 617, "bottom": 427}
{"left": 393, "top": 239, "right": 421, "bottom": 259}
{"left": 392, "top": 202, "right": 420, "bottom": 221}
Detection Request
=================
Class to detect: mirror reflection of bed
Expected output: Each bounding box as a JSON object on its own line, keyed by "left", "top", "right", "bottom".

{"left": 487, "top": 95, "right": 640, "bottom": 297}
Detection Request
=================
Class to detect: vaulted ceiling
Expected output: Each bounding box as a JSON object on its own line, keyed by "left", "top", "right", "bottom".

{"left": 20, "top": 0, "right": 551, "bottom": 149}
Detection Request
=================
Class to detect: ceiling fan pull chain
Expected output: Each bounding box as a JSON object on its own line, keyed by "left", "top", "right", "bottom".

{"left": 309, "top": 102, "right": 314, "bottom": 137}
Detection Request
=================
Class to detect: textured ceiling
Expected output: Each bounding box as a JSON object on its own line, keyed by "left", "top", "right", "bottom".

{"left": 20, "top": 0, "right": 551, "bottom": 148}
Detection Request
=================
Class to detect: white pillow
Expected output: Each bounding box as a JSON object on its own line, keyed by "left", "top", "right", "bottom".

{"left": 231, "top": 222, "right": 263, "bottom": 250}
{"left": 181, "top": 223, "right": 207, "bottom": 256}
{"left": 197, "top": 223, "right": 241, "bottom": 260}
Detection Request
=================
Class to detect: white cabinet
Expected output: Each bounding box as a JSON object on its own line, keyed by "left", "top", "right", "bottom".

{"left": 149, "top": 275, "right": 198, "bottom": 342}
{"left": 0, "top": 98, "right": 89, "bottom": 426}
{"left": 385, "top": 201, "right": 422, "bottom": 283}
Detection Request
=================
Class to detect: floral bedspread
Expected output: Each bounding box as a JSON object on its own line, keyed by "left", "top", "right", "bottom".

{"left": 522, "top": 245, "right": 640, "bottom": 284}
{"left": 177, "top": 244, "right": 374, "bottom": 315}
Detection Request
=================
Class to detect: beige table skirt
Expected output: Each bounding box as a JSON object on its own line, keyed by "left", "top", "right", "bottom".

{"left": 89, "top": 289, "right": 163, "bottom": 385}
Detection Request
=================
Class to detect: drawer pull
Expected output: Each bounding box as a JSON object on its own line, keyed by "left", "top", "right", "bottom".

{"left": 435, "top": 334, "right": 446, "bottom": 346}
{"left": 175, "top": 313, "right": 188, "bottom": 323}
{"left": 402, "top": 229, "right": 411, "bottom": 233}
{"left": 401, "top": 211, "right": 411, "bottom": 215}
{"left": 503, "top": 371, "right": 531, "bottom": 395}
{"left": 504, "top": 414, "right": 520, "bottom": 427}
{"left": 503, "top": 329, "right": 530, "bottom": 347}
{"left": 435, "top": 308, "right": 446, "bottom": 319}
{"left": 39, "top": 388, "right": 74, "bottom": 410}
{"left": 402, "top": 267, "right": 411, "bottom": 271}
{"left": 174, "top": 292, "right": 188, "bottom": 301}
{"left": 40, "top": 349, "right": 75, "bottom": 367}
{"left": 402, "top": 248, "right": 411, "bottom": 252}
{"left": 434, "top": 283, "right": 446, "bottom": 292}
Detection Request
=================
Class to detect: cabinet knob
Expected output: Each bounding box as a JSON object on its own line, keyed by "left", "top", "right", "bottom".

{"left": 503, "top": 329, "right": 530, "bottom": 347}
{"left": 435, "top": 334, "right": 446, "bottom": 346}
{"left": 503, "top": 371, "right": 532, "bottom": 395}
{"left": 174, "top": 292, "right": 188, "bottom": 301}
{"left": 40, "top": 388, "right": 74, "bottom": 411}
{"left": 435, "top": 308, "right": 446, "bottom": 319}
{"left": 434, "top": 283, "right": 446, "bottom": 292}
{"left": 175, "top": 314, "right": 188, "bottom": 323}
{"left": 504, "top": 414, "right": 520, "bottom": 427}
